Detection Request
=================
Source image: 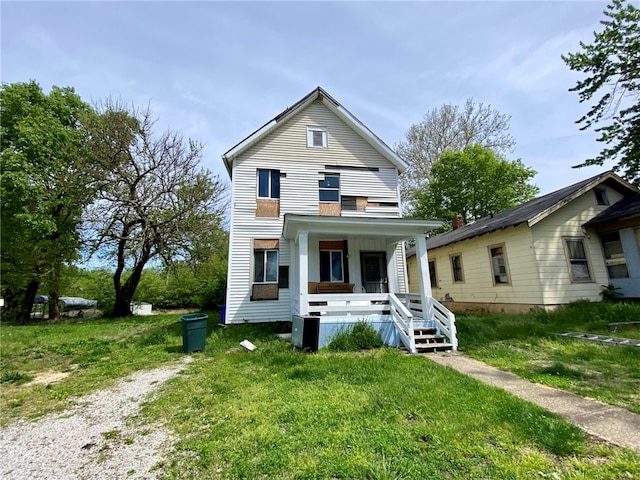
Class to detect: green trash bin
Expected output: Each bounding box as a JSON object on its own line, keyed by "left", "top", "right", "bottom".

{"left": 181, "top": 313, "right": 208, "bottom": 353}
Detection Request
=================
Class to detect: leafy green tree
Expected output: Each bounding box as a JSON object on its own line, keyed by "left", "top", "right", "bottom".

{"left": 562, "top": 0, "right": 640, "bottom": 186}
{"left": 0, "top": 81, "right": 95, "bottom": 323}
{"left": 84, "top": 101, "right": 228, "bottom": 317}
{"left": 396, "top": 98, "right": 516, "bottom": 205}
{"left": 409, "top": 145, "right": 539, "bottom": 225}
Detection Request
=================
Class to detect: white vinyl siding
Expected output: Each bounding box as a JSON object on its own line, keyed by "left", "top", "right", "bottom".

{"left": 225, "top": 99, "right": 404, "bottom": 323}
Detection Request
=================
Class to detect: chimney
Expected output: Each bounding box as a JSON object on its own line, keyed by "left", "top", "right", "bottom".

{"left": 452, "top": 214, "right": 465, "bottom": 230}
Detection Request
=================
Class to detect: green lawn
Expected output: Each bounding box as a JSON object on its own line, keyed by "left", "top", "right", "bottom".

{"left": 457, "top": 301, "right": 640, "bottom": 414}
{"left": 1, "top": 307, "right": 639, "bottom": 479}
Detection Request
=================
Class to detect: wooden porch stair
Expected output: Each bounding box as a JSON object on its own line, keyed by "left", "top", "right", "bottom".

{"left": 413, "top": 326, "right": 454, "bottom": 353}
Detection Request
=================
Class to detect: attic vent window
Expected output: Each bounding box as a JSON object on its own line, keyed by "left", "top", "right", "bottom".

{"left": 307, "top": 126, "right": 328, "bottom": 148}
{"left": 594, "top": 188, "right": 609, "bottom": 205}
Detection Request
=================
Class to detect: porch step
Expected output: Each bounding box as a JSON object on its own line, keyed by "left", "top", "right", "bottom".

{"left": 415, "top": 342, "right": 454, "bottom": 353}
{"left": 411, "top": 327, "right": 453, "bottom": 353}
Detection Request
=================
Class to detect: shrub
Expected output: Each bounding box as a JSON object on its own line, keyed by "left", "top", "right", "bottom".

{"left": 327, "top": 321, "right": 383, "bottom": 351}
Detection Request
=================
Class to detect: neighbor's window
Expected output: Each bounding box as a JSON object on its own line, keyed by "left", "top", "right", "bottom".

{"left": 254, "top": 249, "right": 279, "bottom": 283}
{"left": 489, "top": 245, "right": 510, "bottom": 285}
{"left": 594, "top": 188, "right": 609, "bottom": 206}
{"left": 319, "top": 174, "right": 340, "bottom": 202}
{"left": 451, "top": 254, "right": 464, "bottom": 283}
{"left": 320, "top": 250, "right": 344, "bottom": 282}
{"left": 307, "top": 126, "right": 328, "bottom": 148}
{"left": 601, "top": 231, "right": 629, "bottom": 278}
{"left": 429, "top": 260, "right": 438, "bottom": 288}
{"left": 257, "top": 169, "right": 280, "bottom": 199}
{"left": 564, "top": 238, "right": 592, "bottom": 282}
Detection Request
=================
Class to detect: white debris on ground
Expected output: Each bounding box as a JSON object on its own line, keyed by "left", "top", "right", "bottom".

{"left": 0, "top": 357, "right": 192, "bottom": 480}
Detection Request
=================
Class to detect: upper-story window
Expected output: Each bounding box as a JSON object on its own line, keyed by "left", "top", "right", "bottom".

{"left": 319, "top": 174, "right": 340, "bottom": 202}
{"left": 307, "top": 126, "right": 328, "bottom": 148}
{"left": 257, "top": 169, "right": 280, "bottom": 199}
{"left": 594, "top": 188, "right": 609, "bottom": 206}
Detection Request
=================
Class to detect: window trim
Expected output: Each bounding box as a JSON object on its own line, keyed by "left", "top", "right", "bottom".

{"left": 450, "top": 254, "right": 464, "bottom": 283}
{"left": 563, "top": 237, "right": 593, "bottom": 283}
{"left": 488, "top": 243, "right": 511, "bottom": 286}
{"left": 307, "top": 126, "right": 328, "bottom": 148}
{"left": 257, "top": 169, "right": 280, "bottom": 200}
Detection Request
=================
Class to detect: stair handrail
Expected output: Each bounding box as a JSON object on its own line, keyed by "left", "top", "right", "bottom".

{"left": 388, "top": 293, "right": 416, "bottom": 353}
{"left": 429, "top": 297, "right": 458, "bottom": 350}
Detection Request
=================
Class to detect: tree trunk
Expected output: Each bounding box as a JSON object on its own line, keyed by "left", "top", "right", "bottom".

{"left": 17, "top": 280, "right": 39, "bottom": 325}
{"left": 48, "top": 291, "right": 61, "bottom": 321}
{"left": 112, "top": 257, "right": 148, "bottom": 318}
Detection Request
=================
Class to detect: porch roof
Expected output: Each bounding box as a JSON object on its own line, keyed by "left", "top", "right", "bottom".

{"left": 282, "top": 214, "right": 443, "bottom": 243}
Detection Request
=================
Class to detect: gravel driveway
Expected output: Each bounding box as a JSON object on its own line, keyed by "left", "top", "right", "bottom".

{"left": 1, "top": 357, "right": 192, "bottom": 479}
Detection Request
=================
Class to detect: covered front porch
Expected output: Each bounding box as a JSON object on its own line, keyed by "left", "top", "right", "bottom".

{"left": 283, "top": 214, "right": 458, "bottom": 353}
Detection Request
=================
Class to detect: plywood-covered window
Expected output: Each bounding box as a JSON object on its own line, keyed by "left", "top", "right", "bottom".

{"left": 564, "top": 238, "right": 593, "bottom": 282}
{"left": 489, "top": 244, "right": 510, "bottom": 285}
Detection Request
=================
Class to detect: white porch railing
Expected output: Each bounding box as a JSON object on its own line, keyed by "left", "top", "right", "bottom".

{"left": 307, "top": 293, "right": 389, "bottom": 317}
{"left": 388, "top": 293, "right": 416, "bottom": 353}
{"left": 397, "top": 293, "right": 458, "bottom": 350}
{"left": 303, "top": 292, "right": 426, "bottom": 354}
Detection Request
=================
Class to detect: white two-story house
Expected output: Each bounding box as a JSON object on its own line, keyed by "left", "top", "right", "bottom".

{"left": 222, "top": 87, "right": 457, "bottom": 352}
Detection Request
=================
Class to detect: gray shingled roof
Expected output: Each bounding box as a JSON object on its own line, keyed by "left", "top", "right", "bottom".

{"left": 584, "top": 194, "right": 640, "bottom": 227}
{"left": 426, "top": 171, "right": 635, "bottom": 250}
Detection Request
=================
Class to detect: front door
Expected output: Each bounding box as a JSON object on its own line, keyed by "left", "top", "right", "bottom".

{"left": 361, "top": 252, "right": 387, "bottom": 293}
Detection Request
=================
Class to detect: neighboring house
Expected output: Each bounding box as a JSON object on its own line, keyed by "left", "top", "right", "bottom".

{"left": 222, "top": 87, "right": 457, "bottom": 352}
{"left": 407, "top": 171, "right": 640, "bottom": 313}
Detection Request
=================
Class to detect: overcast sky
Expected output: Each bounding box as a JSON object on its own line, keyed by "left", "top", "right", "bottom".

{"left": 2, "top": 1, "right": 611, "bottom": 195}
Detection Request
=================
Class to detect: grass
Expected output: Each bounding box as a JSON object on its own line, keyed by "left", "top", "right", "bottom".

{"left": 457, "top": 301, "right": 640, "bottom": 414}
{"left": 0, "top": 312, "right": 207, "bottom": 422}
{"left": 1, "top": 306, "right": 639, "bottom": 478}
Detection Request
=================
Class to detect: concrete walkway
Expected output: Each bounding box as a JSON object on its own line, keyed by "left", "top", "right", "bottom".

{"left": 424, "top": 352, "right": 640, "bottom": 452}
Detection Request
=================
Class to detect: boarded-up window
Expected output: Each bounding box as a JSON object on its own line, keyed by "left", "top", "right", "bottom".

{"left": 252, "top": 239, "right": 280, "bottom": 301}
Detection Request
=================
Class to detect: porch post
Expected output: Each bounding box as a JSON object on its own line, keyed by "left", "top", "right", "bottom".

{"left": 415, "top": 235, "right": 433, "bottom": 320}
{"left": 298, "top": 231, "right": 309, "bottom": 315}
{"left": 386, "top": 243, "right": 399, "bottom": 294}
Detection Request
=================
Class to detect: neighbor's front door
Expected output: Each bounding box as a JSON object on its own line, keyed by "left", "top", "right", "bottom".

{"left": 361, "top": 252, "right": 387, "bottom": 293}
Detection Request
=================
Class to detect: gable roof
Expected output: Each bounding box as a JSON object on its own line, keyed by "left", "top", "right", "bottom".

{"left": 583, "top": 193, "right": 640, "bottom": 227}
{"left": 221, "top": 87, "right": 406, "bottom": 177}
{"left": 426, "top": 171, "right": 638, "bottom": 250}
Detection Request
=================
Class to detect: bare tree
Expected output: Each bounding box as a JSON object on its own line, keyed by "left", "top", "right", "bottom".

{"left": 84, "top": 101, "right": 228, "bottom": 317}
{"left": 396, "top": 98, "right": 516, "bottom": 206}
